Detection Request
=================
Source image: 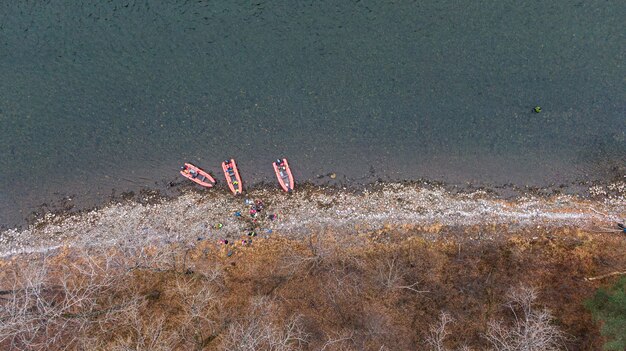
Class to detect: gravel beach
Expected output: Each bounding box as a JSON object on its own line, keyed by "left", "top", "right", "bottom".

{"left": 1, "top": 181, "right": 623, "bottom": 258}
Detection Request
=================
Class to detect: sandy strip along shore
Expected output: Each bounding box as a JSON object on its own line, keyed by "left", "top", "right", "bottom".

{"left": 0, "top": 182, "right": 624, "bottom": 257}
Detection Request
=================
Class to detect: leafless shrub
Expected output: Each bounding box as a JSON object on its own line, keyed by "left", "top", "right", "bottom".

{"left": 129, "top": 309, "right": 177, "bottom": 350}
{"left": 484, "top": 286, "right": 567, "bottom": 351}
{"left": 353, "top": 308, "right": 395, "bottom": 350}
{"left": 0, "top": 261, "right": 48, "bottom": 350}
{"left": 104, "top": 298, "right": 177, "bottom": 351}
{"left": 326, "top": 259, "right": 362, "bottom": 298}
{"left": 363, "top": 309, "right": 391, "bottom": 339}
{"left": 222, "top": 297, "right": 309, "bottom": 351}
{"left": 0, "top": 251, "right": 122, "bottom": 350}
{"left": 320, "top": 329, "right": 355, "bottom": 351}
{"left": 269, "top": 314, "right": 309, "bottom": 351}
{"left": 195, "top": 263, "right": 225, "bottom": 285}
{"left": 171, "top": 275, "right": 222, "bottom": 346}
{"left": 280, "top": 233, "right": 337, "bottom": 277}
{"left": 375, "top": 256, "right": 428, "bottom": 294}
{"left": 426, "top": 312, "right": 454, "bottom": 351}
{"left": 128, "top": 244, "right": 179, "bottom": 272}
{"left": 0, "top": 242, "right": 230, "bottom": 350}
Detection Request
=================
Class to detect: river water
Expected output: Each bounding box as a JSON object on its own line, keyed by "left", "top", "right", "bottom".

{"left": 0, "top": 1, "right": 624, "bottom": 227}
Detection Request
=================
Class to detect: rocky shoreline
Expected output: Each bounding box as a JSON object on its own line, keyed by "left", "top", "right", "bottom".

{"left": 1, "top": 181, "right": 624, "bottom": 258}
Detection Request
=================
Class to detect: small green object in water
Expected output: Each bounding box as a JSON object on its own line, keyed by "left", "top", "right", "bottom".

{"left": 216, "top": 223, "right": 223, "bottom": 229}
{"left": 533, "top": 106, "right": 542, "bottom": 113}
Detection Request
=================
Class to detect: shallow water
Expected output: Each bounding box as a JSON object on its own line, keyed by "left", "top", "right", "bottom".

{"left": 1, "top": 1, "right": 624, "bottom": 227}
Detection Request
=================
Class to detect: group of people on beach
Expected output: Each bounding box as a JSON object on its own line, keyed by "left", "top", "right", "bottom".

{"left": 216, "top": 197, "right": 277, "bottom": 252}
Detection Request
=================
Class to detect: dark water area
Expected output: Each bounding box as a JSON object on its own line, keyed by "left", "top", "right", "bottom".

{"left": 1, "top": 1, "right": 624, "bottom": 227}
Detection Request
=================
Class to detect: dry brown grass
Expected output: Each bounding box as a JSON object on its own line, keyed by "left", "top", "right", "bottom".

{"left": 0, "top": 227, "right": 624, "bottom": 350}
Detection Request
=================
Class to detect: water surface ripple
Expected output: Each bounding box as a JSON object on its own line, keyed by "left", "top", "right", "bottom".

{"left": 0, "top": 1, "right": 624, "bottom": 226}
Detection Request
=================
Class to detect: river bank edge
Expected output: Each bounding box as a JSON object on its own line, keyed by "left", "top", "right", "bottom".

{"left": 1, "top": 178, "right": 624, "bottom": 259}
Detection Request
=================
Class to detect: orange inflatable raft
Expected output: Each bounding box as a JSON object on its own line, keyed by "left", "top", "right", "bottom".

{"left": 273, "top": 158, "right": 294, "bottom": 192}
{"left": 180, "top": 163, "right": 216, "bottom": 188}
{"left": 222, "top": 159, "right": 243, "bottom": 195}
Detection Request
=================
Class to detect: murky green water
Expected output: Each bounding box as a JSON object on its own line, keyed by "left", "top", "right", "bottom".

{"left": 1, "top": 1, "right": 624, "bottom": 226}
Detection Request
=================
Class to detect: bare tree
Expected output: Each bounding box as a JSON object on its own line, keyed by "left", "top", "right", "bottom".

{"left": 104, "top": 300, "right": 177, "bottom": 351}
{"left": 281, "top": 233, "right": 336, "bottom": 277}
{"left": 0, "top": 261, "right": 49, "bottom": 350}
{"left": 320, "top": 329, "right": 355, "bottom": 351}
{"left": 375, "top": 256, "right": 428, "bottom": 294}
{"left": 484, "top": 286, "right": 567, "bottom": 351}
{"left": 269, "top": 314, "right": 309, "bottom": 351}
{"left": 426, "top": 312, "right": 454, "bottom": 351}
{"left": 222, "top": 297, "right": 308, "bottom": 351}
{"left": 172, "top": 275, "right": 222, "bottom": 348}
{"left": 0, "top": 252, "right": 116, "bottom": 350}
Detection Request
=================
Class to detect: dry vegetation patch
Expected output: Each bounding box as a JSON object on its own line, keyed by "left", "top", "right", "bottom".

{"left": 0, "top": 227, "right": 625, "bottom": 350}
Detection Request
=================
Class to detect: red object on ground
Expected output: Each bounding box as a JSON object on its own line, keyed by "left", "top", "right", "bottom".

{"left": 222, "top": 159, "right": 243, "bottom": 195}
{"left": 180, "top": 163, "right": 215, "bottom": 188}
{"left": 273, "top": 158, "right": 294, "bottom": 192}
